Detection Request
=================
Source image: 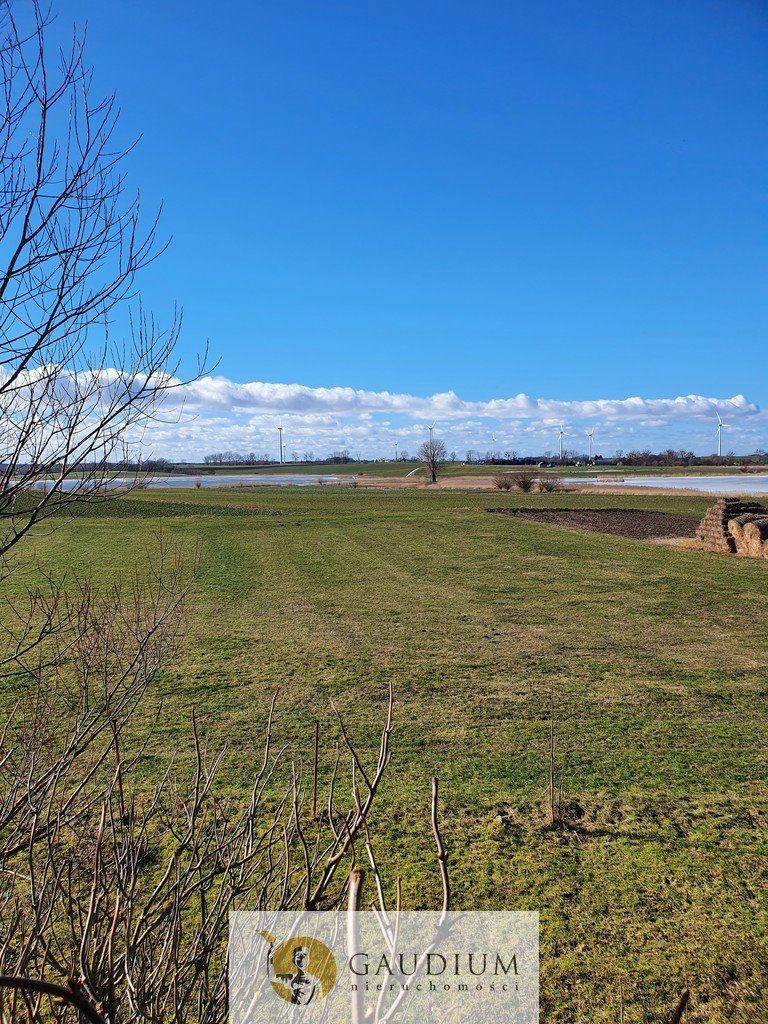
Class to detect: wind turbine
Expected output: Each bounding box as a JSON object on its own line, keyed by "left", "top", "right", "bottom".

{"left": 715, "top": 413, "right": 731, "bottom": 458}
{"left": 586, "top": 427, "right": 596, "bottom": 461}
{"left": 428, "top": 422, "right": 435, "bottom": 446}
{"left": 491, "top": 433, "right": 496, "bottom": 461}
{"left": 278, "top": 425, "right": 284, "bottom": 465}
{"left": 558, "top": 424, "right": 570, "bottom": 462}
{"left": 394, "top": 440, "right": 398, "bottom": 462}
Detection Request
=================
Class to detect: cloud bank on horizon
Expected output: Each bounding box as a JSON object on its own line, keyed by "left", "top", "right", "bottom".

{"left": 171, "top": 378, "right": 759, "bottom": 422}
{"left": 136, "top": 376, "right": 765, "bottom": 460}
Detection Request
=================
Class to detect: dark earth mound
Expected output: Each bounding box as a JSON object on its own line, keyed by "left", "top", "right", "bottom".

{"left": 489, "top": 507, "right": 699, "bottom": 540}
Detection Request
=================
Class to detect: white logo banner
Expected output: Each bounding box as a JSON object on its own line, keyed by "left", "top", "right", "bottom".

{"left": 229, "top": 910, "right": 539, "bottom": 1023}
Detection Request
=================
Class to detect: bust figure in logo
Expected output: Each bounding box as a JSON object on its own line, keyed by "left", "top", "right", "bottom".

{"left": 264, "top": 934, "right": 337, "bottom": 1007}
{"left": 270, "top": 944, "right": 318, "bottom": 1005}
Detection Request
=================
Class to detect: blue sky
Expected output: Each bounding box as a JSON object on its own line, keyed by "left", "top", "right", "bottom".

{"left": 53, "top": 0, "right": 767, "bottom": 458}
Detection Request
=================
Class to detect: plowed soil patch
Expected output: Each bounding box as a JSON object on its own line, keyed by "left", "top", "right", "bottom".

{"left": 490, "top": 507, "right": 699, "bottom": 540}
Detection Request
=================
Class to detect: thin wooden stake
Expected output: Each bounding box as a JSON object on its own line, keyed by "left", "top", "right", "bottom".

{"left": 312, "top": 719, "right": 319, "bottom": 821}
{"left": 348, "top": 869, "right": 365, "bottom": 1024}
{"left": 618, "top": 976, "right": 624, "bottom": 1024}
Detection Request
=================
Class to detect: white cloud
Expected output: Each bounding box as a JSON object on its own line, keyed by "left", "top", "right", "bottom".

{"left": 127, "top": 378, "right": 764, "bottom": 460}
{"left": 167, "top": 376, "right": 759, "bottom": 423}
{"left": 10, "top": 364, "right": 759, "bottom": 459}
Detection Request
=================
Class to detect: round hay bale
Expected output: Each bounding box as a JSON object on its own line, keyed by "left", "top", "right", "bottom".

{"left": 742, "top": 518, "right": 768, "bottom": 557}
{"left": 728, "top": 513, "right": 768, "bottom": 554}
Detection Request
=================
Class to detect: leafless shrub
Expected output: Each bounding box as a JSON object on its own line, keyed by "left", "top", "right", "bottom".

{"left": 0, "top": 662, "right": 448, "bottom": 1024}
{"left": 0, "top": 537, "right": 191, "bottom": 859}
{"left": 547, "top": 694, "right": 566, "bottom": 828}
{"left": 544, "top": 690, "right": 574, "bottom": 830}
{"left": 0, "top": 543, "right": 447, "bottom": 1024}
{"left": 511, "top": 468, "right": 537, "bottom": 492}
{"left": 493, "top": 473, "right": 514, "bottom": 491}
{"left": 537, "top": 472, "right": 561, "bottom": 493}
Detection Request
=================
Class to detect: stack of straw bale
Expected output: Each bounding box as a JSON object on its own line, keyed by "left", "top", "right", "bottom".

{"left": 695, "top": 497, "right": 768, "bottom": 556}
{"left": 728, "top": 511, "right": 768, "bottom": 557}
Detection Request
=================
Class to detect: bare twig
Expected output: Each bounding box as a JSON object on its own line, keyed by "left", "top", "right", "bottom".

{"left": 669, "top": 988, "right": 690, "bottom": 1024}
{"left": 0, "top": 976, "right": 107, "bottom": 1024}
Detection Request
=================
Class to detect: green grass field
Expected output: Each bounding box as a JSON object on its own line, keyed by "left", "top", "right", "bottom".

{"left": 8, "top": 485, "right": 768, "bottom": 1021}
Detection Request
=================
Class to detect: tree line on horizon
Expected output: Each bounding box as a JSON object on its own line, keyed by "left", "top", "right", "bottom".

{"left": 4, "top": 447, "right": 766, "bottom": 478}
{"left": 194, "top": 447, "right": 768, "bottom": 469}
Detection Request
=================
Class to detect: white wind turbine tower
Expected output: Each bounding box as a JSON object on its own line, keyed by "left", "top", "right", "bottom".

{"left": 586, "top": 427, "right": 596, "bottom": 461}
{"left": 558, "top": 424, "right": 570, "bottom": 462}
{"left": 428, "top": 421, "right": 435, "bottom": 445}
{"left": 491, "top": 433, "right": 496, "bottom": 461}
{"left": 715, "top": 412, "right": 731, "bottom": 458}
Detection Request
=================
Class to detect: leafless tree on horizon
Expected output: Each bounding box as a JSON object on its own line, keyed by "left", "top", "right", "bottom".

{"left": 418, "top": 437, "right": 447, "bottom": 483}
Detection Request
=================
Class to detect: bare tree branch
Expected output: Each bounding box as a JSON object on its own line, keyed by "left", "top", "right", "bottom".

{"left": 0, "top": 1, "right": 210, "bottom": 560}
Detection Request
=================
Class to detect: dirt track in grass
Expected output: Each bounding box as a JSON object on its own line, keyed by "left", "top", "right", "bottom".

{"left": 490, "top": 506, "right": 700, "bottom": 540}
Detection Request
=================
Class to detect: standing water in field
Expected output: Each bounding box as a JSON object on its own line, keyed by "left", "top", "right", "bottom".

{"left": 27, "top": 474, "right": 341, "bottom": 491}
{"left": 571, "top": 474, "right": 768, "bottom": 494}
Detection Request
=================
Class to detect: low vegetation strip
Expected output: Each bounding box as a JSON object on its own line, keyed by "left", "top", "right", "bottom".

{"left": 490, "top": 506, "right": 699, "bottom": 540}
{"left": 67, "top": 497, "right": 283, "bottom": 518}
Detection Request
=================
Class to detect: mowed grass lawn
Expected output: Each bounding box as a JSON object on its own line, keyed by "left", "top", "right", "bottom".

{"left": 9, "top": 485, "right": 768, "bottom": 1022}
